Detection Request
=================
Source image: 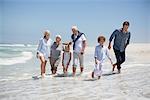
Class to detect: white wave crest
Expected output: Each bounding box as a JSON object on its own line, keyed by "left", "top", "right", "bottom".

{"left": 0, "top": 52, "right": 33, "bottom": 66}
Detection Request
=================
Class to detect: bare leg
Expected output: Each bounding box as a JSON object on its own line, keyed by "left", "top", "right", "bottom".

{"left": 92, "top": 72, "right": 94, "bottom": 78}
{"left": 112, "top": 63, "right": 117, "bottom": 71}
{"left": 80, "top": 67, "right": 84, "bottom": 74}
{"left": 72, "top": 67, "right": 76, "bottom": 77}
{"left": 39, "top": 56, "right": 46, "bottom": 78}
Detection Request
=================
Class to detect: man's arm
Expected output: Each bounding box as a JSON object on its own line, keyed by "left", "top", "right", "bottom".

{"left": 108, "top": 30, "right": 117, "bottom": 49}
{"left": 125, "top": 32, "right": 131, "bottom": 48}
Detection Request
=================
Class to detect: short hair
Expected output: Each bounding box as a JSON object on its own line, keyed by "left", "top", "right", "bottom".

{"left": 44, "top": 30, "right": 50, "bottom": 38}
{"left": 97, "top": 36, "right": 106, "bottom": 42}
{"left": 123, "top": 21, "right": 130, "bottom": 26}
{"left": 71, "top": 26, "right": 78, "bottom": 30}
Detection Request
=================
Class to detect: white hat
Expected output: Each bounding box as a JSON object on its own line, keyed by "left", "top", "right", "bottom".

{"left": 56, "top": 35, "right": 62, "bottom": 39}
{"left": 71, "top": 26, "right": 78, "bottom": 30}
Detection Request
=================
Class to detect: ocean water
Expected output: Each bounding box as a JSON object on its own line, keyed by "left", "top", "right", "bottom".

{"left": 0, "top": 43, "right": 150, "bottom": 100}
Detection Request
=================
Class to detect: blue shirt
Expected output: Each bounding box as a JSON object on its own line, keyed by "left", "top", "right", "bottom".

{"left": 109, "top": 29, "right": 131, "bottom": 52}
{"left": 37, "top": 38, "right": 53, "bottom": 59}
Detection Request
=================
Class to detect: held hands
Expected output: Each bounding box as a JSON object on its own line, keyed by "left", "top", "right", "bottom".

{"left": 36, "top": 52, "right": 39, "bottom": 58}
{"left": 95, "top": 59, "right": 100, "bottom": 65}
{"left": 81, "top": 49, "right": 84, "bottom": 55}
{"left": 108, "top": 43, "right": 111, "bottom": 50}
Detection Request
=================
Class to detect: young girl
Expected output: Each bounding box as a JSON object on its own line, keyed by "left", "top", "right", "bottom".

{"left": 92, "top": 36, "right": 113, "bottom": 79}
{"left": 62, "top": 44, "right": 72, "bottom": 75}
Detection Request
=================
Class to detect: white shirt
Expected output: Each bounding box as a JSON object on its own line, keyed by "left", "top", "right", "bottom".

{"left": 63, "top": 52, "right": 71, "bottom": 66}
{"left": 94, "top": 45, "right": 111, "bottom": 63}
{"left": 74, "top": 34, "right": 86, "bottom": 53}
{"left": 37, "top": 38, "right": 53, "bottom": 59}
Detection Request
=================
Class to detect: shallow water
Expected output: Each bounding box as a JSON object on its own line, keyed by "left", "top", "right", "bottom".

{"left": 0, "top": 43, "right": 150, "bottom": 100}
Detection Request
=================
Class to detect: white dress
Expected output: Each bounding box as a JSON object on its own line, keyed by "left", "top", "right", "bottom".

{"left": 63, "top": 52, "right": 71, "bottom": 67}
{"left": 94, "top": 45, "right": 111, "bottom": 76}
{"left": 37, "top": 38, "right": 52, "bottom": 60}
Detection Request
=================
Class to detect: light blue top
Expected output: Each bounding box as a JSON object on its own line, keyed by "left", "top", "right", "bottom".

{"left": 37, "top": 38, "right": 53, "bottom": 59}
{"left": 94, "top": 45, "right": 111, "bottom": 63}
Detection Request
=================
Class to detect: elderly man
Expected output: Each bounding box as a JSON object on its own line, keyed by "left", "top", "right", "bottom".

{"left": 108, "top": 21, "right": 131, "bottom": 73}
{"left": 70, "top": 26, "right": 87, "bottom": 76}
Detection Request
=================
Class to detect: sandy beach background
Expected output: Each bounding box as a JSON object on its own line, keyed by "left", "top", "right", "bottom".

{"left": 0, "top": 43, "right": 150, "bottom": 100}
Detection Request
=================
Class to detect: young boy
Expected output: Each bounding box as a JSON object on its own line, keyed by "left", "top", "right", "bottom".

{"left": 92, "top": 36, "right": 113, "bottom": 79}
{"left": 62, "top": 44, "right": 72, "bottom": 75}
{"left": 50, "top": 35, "right": 63, "bottom": 75}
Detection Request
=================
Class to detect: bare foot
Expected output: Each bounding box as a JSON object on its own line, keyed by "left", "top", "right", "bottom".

{"left": 98, "top": 76, "right": 101, "bottom": 79}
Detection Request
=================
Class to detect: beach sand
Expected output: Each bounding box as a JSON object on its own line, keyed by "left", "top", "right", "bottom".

{"left": 0, "top": 43, "right": 150, "bottom": 100}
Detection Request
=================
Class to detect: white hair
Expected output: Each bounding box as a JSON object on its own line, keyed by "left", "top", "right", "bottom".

{"left": 56, "top": 34, "right": 62, "bottom": 39}
{"left": 71, "top": 26, "right": 78, "bottom": 30}
{"left": 45, "top": 30, "right": 50, "bottom": 33}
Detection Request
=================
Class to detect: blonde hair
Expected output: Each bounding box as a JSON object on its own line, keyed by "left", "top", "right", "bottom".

{"left": 44, "top": 30, "right": 50, "bottom": 37}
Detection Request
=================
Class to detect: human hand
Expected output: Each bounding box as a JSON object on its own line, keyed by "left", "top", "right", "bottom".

{"left": 95, "top": 59, "right": 99, "bottom": 65}
{"left": 36, "top": 52, "right": 39, "bottom": 58}
{"left": 108, "top": 44, "right": 111, "bottom": 50}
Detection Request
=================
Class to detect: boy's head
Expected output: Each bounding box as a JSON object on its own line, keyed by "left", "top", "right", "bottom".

{"left": 97, "top": 36, "right": 106, "bottom": 45}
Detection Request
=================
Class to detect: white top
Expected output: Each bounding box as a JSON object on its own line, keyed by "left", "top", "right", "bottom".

{"left": 37, "top": 38, "right": 52, "bottom": 59}
{"left": 73, "top": 34, "right": 86, "bottom": 53}
{"left": 63, "top": 52, "right": 71, "bottom": 66}
{"left": 94, "top": 45, "right": 111, "bottom": 63}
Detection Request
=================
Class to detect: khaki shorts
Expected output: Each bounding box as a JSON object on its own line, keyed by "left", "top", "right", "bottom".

{"left": 73, "top": 52, "right": 84, "bottom": 68}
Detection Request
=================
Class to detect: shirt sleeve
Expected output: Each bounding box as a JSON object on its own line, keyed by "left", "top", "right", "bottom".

{"left": 109, "top": 29, "right": 117, "bottom": 42}
{"left": 37, "top": 39, "right": 43, "bottom": 53}
{"left": 81, "top": 34, "right": 86, "bottom": 41}
{"left": 94, "top": 46, "right": 98, "bottom": 58}
{"left": 126, "top": 32, "right": 131, "bottom": 45}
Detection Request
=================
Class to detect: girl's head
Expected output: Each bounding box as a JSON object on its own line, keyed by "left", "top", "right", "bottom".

{"left": 97, "top": 36, "right": 106, "bottom": 45}
{"left": 55, "top": 35, "right": 62, "bottom": 43}
{"left": 44, "top": 30, "right": 50, "bottom": 40}
{"left": 64, "top": 44, "right": 70, "bottom": 52}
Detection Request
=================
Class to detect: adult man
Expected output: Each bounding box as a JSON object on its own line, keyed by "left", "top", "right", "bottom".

{"left": 70, "top": 26, "right": 87, "bottom": 76}
{"left": 108, "top": 21, "right": 131, "bottom": 73}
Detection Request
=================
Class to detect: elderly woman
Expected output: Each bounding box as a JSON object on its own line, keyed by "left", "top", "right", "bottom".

{"left": 50, "top": 35, "right": 63, "bottom": 75}
{"left": 37, "top": 30, "right": 52, "bottom": 78}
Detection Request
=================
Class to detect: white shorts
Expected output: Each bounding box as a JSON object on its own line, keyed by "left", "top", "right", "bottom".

{"left": 73, "top": 52, "right": 84, "bottom": 68}
{"left": 38, "top": 52, "right": 49, "bottom": 61}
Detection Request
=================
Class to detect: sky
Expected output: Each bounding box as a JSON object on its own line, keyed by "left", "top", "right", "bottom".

{"left": 0, "top": 0, "right": 150, "bottom": 45}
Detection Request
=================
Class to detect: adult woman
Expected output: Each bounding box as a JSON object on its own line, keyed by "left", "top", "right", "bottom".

{"left": 37, "top": 30, "right": 52, "bottom": 78}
